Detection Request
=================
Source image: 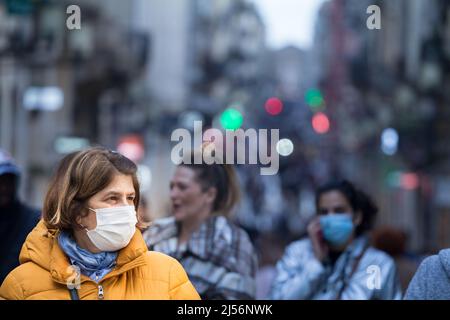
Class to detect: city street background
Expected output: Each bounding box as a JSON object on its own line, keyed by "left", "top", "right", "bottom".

{"left": 1, "top": 0, "right": 450, "bottom": 295}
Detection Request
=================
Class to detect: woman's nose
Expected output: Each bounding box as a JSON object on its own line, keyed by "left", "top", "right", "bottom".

{"left": 170, "top": 188, "right": 179, "bottom": 200}
{"left": 118, "top": 197, "right": 129, "bottom": 206}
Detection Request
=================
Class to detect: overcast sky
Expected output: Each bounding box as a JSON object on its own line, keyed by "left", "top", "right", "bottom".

{"left": 251, "top": 0, "right": 327, "bottom": 50}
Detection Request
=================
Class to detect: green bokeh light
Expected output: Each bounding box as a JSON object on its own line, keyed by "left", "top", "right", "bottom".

{"left": 305, "top": 89, "right": 325, "bottom": 109}
{"left": 386, "top": 171, "right": 402, "bottom": 188}
{"left": 220, "top": 108, "right": 243, "bottom": 130}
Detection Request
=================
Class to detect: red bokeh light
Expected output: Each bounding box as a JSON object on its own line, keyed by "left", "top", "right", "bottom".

{"left": 117, "top": 135, "right": 145, "bottom": 163}
{"left": 265, "top": 97, "right": 283, "bottom": 115}
{"left": 401, "top": 173, "right": 419, "bottom": 190}
{"left": 312, "top": 112, "right": 330, "bottom": 134}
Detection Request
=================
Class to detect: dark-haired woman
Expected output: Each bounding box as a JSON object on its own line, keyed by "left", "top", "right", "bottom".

{"left": 143, "top": 157, "right": 257, "bottom": 300}
{"left": 270, "top": 180, "right": 402, "bottom": 300}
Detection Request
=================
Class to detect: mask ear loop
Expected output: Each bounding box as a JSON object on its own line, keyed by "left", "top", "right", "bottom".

{"left": 78, "top": 223, "right": 90, "bottom": 233}
{"left": 80, "top": 208, "right": 96, "bottom": 232}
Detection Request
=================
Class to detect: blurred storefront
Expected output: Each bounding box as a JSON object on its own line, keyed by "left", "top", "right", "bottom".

{"left": 310, "top": 0, "right": 450, "bottom": 253}
{"left": 0, "top": 0, "right": 150, "bottom": 207}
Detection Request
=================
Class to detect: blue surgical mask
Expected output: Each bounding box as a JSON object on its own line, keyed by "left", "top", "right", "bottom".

{"left": 319, "top": 214, "right": 354, "bottom": 246}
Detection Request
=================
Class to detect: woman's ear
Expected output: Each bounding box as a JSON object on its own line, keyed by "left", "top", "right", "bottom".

{"left": 75, "top": 215, "right": 83, "bottom": 227}
{"left": 75, "top": 211, "right": 89, "bottom": 229}
{"left": 205, "top": 187, "right": 217, "bottom": 205}
{"left": 353, "top": 211, "right": 363, "bottom": 227}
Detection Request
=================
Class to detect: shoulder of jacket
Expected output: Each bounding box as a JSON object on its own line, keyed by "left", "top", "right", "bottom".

{"left": 285, "top": 238, "right": 313, "bottom": 253}
{"left": 1, "top": 262, "right": 47, "bottom": 299}
{"left": 405, "top": 254, "right": 443, "bottom": 287}
{"left": 0, "top": 271, "right": 23, "bottom": 299}
{"left": 358, "top": 247, "right": 404, "bottom": 280}
{"left": 146, "top": 250, "right": 178, "bottom": 264}
{"left": 143, "top": 217, "right": 177, "bottom": 244}
{"left": 153, "top": 216, "right": 176, "bottom": 226}
{"left": 423, "top": 253, "right": 444, "bottom": 273}
{"left": 214, "top": 216, "right": 252, "bottom": 245}
{"left": 5, "top": 261, "right": 46, "bottom": 283}
{"left": 144, "top": 251, "right": 187, "bottom": 284}
{"left": 365, "top": 245, "right": 392, "bottom": 257}
{"left": 147, "top": 217, "right": 176, "bottom": 233}
{"left": 145, "top": 251, "right": 182, "bottom": 275}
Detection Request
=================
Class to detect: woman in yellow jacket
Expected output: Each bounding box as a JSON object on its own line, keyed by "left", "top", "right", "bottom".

{"left": 0, "top": 147, "right": 200, "bottom": 300}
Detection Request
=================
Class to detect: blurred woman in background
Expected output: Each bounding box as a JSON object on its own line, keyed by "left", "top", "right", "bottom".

{"left": 0, "top": 147, "right": 199, "bottom": 300}
{"left": 372, "top": 226, "right": 420, "bottom": 293}
{"left": 270, "top": 180, "right": 402, "bottom": 300}
{"left": 143, "top": 152, "right": 257, "bottom": 299}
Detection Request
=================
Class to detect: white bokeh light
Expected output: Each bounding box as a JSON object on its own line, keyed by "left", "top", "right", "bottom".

{"left": 381, "top": 128, "right": 399, "bottom": 155}
{"left": 276, "top": 138, "right": 294, "bottom": 156}
{"left": 251, "top": 0, "right": 326, "bottom": 50}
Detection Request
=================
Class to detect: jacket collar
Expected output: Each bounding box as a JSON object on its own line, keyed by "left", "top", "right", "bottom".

{"left": 147, "top": 215, "right": 235, "bottom": 265}
{"left": 47, "top": 227, "right": 149, "bottom": 284}
{"left": 345, "top": 235, "right": 369, "bottom": 258}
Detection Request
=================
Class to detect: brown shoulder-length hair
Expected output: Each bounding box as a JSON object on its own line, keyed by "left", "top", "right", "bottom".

{"left": 43, "top": 147, "right": 148, "bottom": 232}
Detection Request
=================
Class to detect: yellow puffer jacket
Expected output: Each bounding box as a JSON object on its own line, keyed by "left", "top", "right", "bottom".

{"left": 0, "top": 220, "right": 200, "bottom": 300}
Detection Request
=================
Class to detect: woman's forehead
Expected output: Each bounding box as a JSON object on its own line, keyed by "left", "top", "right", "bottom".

{"left": 319, "top": 190, "right": 350, "bottom": 207}
{"left": 173, "top": 166, "right": 196, "bottom": 180}
{"left": 101, "top": 174, "right": 135, "bottom": 193}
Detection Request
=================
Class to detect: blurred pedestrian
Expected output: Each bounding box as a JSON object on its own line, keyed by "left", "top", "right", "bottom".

{"left": 143, "top": 151, "right": 257, "bottom": 299}
{"left": 372, "top": 226, "right": 420, "bottom": 293}
{"left": 137, "top": 197, "right": 152, "bottom": 225}
{"left": 270, "top": 180, "right": 402, "bottom": 300}
{"left": 0, "top": 149, "right": 40, "bottom": 284}
{"left": 254, "top": 233, "right": 287, "bottom": 300}
{"left": 0, "top": 147, "right": 200, "bottom": 300}
{"left": 405, "top": 245, "right": 450, "bottom": 299}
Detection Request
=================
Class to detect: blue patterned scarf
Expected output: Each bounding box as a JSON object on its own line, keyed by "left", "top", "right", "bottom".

{"left": 58, "top": 231, "right": 118, "bottom": 283}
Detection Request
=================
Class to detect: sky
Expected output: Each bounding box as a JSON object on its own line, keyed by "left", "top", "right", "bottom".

{"left": 251, "top": 0, "right": 327, "bottom": 50}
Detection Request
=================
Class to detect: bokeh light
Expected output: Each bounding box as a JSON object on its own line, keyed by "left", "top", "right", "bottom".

{"left": 265, "top": 97, "right": 283, "bottom": 115}
{"left": 178, "top": 111, "right": 205, "bottom": 129}
{"left": 117, "top": 135, "right": 145, "bottom": 162}
{"left": 312, "top": 112, "right": 330, "bottom": 134}
{"left": 276, "top": 138, "right": 294, "bottom": 156}
{"left": 220, "top": 108, "right": 243, "bottom": 130}
{"left": 401, "top": 173, "right": 420, "bottom": 190}
{"left": 305, "top": 88, "right": 324, "bottom": 109}
{"left": 386, "top": 171, "right": 419, "bottom": 190}
{"left": 381, "top": 128, "right": 399, "bottom": 156}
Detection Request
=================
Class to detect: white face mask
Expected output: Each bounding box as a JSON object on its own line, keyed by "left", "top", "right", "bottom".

{"left": 85, "top": 205, "right": 138, "bottom": 252}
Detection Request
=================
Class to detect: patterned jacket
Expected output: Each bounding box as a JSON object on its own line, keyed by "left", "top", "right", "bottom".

{"left": 143, "top": 215, "right": 257, "bottom": 300}
{"left": 270, "top": 236, "right": 403, "bottom": 300}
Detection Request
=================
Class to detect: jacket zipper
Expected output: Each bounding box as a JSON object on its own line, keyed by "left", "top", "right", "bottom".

{"left": 55, "top": 255, "right": 147, "bottom": 299}
{"left": 98, "top": 285, "right": 104, "bottom": 300}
